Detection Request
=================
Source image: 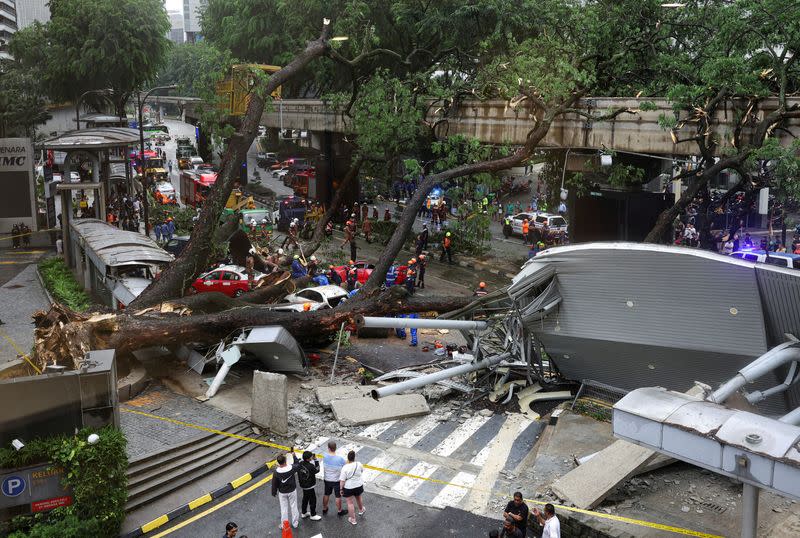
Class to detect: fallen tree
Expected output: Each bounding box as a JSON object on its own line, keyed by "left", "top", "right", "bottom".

{"left": 32, "top": 287, "right": 471, "bottom": 370}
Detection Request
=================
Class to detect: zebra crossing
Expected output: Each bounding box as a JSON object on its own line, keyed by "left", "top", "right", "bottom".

{"left": 302, "top": 412, "right": 545, "bottom": 513}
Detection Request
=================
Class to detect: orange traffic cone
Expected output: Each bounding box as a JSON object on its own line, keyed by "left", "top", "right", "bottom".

{"left": 281, "top": 519, "right": 293, "bottom": 538}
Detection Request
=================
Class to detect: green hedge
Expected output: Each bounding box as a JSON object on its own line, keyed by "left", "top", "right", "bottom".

{"left": 37, "top": 257, "right": 90, "bottom": 312}
{"left": 1, "top": 427, "right": 128, "bottom": 537}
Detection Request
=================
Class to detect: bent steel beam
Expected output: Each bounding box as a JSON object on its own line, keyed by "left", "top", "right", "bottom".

{"left": 356, "top": 315, "right": 489, "bottom": 331}
{"left": 371, "top": 353, "right": 510, "bottom": 400}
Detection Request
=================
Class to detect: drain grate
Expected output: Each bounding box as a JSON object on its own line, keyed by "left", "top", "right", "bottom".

{"left": 698, "top": 500, "right": 727, "bottom": 514}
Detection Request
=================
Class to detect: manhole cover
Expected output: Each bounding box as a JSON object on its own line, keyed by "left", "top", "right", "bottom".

{"left": 699, "top": 500, "right": 727, "bottom": 514}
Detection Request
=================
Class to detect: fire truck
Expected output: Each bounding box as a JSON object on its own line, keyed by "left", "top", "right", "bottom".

{"left": 180, "top": 170, "right": 218, "bottom": 207}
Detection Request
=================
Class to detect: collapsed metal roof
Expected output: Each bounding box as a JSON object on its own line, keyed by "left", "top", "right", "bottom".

{"left": 69, "top": 219, "right": 173, "bottom": 272}
{"left": 506, "top": 242, "right": 800, "bottom": 414}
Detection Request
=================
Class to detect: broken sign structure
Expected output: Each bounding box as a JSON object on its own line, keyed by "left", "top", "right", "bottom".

{"left": 205, "top": 326, "right": 307, "bottom": 398}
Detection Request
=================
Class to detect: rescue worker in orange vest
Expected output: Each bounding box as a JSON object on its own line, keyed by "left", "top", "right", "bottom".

{"left": 474, "top": 281, "right": 488, "bottom": 296}
{"left": 405, "top": 259, "right": 417, "bottom": 295}
{"left": 522, "top": 219, "right": 530, "bottom": 243}
{"left": 440, "top": 232, "right": 453, "bottom": 264}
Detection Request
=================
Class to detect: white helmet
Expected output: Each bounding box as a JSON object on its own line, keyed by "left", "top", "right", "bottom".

{"left": 277, "top": 248, "right": 284, "bottom": 255}
{"left": 261, "top": 218, "right": 267, "bottom": 224}
{"left": 250, "top": 217, "right": 256, "bottom": 224}
{"left": 310, "top": 255, "right": 317, "bottom": 262}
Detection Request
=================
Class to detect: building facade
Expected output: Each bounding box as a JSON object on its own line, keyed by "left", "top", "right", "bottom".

{"left": 0, "top": 0, "right": 50, "bottom": 59}
{"left": 167, "top": 9, "right": 184, "bottom": 44}
{"left": 182, "top": 0, "right": 206, "bottom": 43}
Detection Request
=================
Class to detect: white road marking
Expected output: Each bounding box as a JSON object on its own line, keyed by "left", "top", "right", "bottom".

{"left": 394, "top": 415, "right": 442, "bottom": 448}
{"left": 431, "top": 415, "right": 490, "bottom": 457}
{"left": 357, "top": 420, "right": 397, "bottom": 439}
{"left": 470, "top": 416, "right": 532, "bottom": 466}
{"left": 430, "top": 471, "right": 476, "bottom": 508}
{"left": 390, "top": 461, "right": 439, "bottom": 498}
{"left": 362, "top": 453, "right": 397, "bottom": 483}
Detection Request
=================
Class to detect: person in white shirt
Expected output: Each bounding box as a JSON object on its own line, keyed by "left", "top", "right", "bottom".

{"left": 533, "top": 503, "right": 561, "bottom": 538}
{"left": 338, "top": 450, "right": 365, "bottom": 526}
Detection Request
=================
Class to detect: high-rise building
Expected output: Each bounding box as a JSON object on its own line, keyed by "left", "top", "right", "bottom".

{"left": 167, "top": 10, "right": 184, "bottom": 44}
{"left": 15, "top": 0, "right": 49, "bottom": 29}
{"left": 183, "top": 0, "right": 206, "bottom": 43}
{"left": 0, "top": 0, "right": 50, "bottom": 59}
{"left": 0, "top": 0, "right": 17, "bottom": 60}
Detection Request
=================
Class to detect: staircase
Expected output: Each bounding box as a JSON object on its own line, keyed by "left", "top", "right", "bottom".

{"left": 125, "top": 421, "right": 261, "bottom": 512}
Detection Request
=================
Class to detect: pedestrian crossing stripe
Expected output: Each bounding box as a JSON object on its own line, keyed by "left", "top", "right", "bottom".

{"left": 121, "top": 407, "right": 722, "bottom": 537}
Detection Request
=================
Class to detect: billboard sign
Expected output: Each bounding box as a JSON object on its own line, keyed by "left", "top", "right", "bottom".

{"left": 0, "top": 138, "right": 36, "bottom": 233}
{"left": 0, "top": 463, "right": 72, "bottom": 515}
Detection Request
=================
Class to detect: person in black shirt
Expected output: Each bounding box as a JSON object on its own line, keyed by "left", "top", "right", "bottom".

{"left": 223, "top": 521, "right": 238, "bottom": 537}
{"left": 503, "top": 492, "right": 529, "bottom": 535}
{"left": 500, "top": 517, "right": 523, "bottom": 537}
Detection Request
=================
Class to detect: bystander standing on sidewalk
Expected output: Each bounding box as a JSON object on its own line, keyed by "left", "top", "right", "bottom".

{"left": 271, "top": 451, "right": 301, "bottom": 529}
{"left": 339, "top": 450, "right": 365, "bottom": 526}
{"left": 296, "top": 450, "right": 322, "bottom": 521}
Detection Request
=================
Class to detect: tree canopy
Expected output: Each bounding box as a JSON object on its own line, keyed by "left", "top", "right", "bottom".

{"left": 11, "top": 0, "right": 171, "bottom": 117}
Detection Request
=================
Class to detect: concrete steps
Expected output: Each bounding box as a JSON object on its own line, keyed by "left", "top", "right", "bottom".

{"left": 125, "top": 421, "right": 260, "bottom": 511}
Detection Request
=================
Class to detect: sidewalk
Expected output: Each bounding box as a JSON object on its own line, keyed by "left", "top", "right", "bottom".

{"left": 0, "top": 258, "right": 51, "bottom": 366}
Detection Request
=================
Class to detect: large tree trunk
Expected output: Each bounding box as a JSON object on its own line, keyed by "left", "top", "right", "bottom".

{"left": 130, "top": 22, "right": 333, "bottom": 310}
{"left": 33, "top": 289, "right": 471, "bottom": 369}
{"left": 300, "top": 156, "right": 364, "bottom": 256}
{"left": 359, "top": 108, "right": 562, "bottom": 295}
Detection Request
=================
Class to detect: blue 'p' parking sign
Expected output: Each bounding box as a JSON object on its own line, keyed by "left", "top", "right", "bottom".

{"left": 2, "top": 476, "right": 26, "bottom": 497}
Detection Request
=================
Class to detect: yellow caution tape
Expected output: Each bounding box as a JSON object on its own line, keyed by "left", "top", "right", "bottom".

{"left": 0, "top": 328, "right": 41, "bottom": 374}
{"left": 121, "top": 407, "right": 722, "bottom": 537}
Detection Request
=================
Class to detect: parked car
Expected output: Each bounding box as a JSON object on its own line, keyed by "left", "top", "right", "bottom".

{"left": 269, "top": 285, "right": 349, "bottom": 312}
{"left": 533, "top": 213, "right": 568, "bottom": 233}
{"left": 257, "top": 152, "right": 278, "bottom": 169}
{"left": 730, "top": 250, "right": 800, "bottom": 269}
{"left": 510, "top": 212, "right": 536, "bottom": 236}
{"left": 333, "top": 261, "right": 409, "bottom": 285}
{"left": 271, "top": 157, "right": 308, "bottom": 171}
{"left": 164, "top": 235, "right": 190, "bottom": 256}
{"left": 190, "top": 265, "right": 266, "bottom": 297}
{"left": 153, "top": 181, "right": 177, "bottom": 205}
{"left": 190, "top": 156, "right": 205, "bottom": 169}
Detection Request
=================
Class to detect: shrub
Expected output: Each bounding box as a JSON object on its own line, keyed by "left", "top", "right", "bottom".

{"left": 0, "top": 427, "right": 128, "bottom": 537}
{"left": 37, "top": 257, "right": 90, "bottom": 311}
{"left": 372, "top": 220, "right": 399, "bottom": 245}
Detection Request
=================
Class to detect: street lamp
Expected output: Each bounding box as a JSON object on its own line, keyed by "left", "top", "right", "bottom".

{"left": 75, "top": 89, "right": 113, "bottom": 131}
{"left": 138, "top": 85, "right": 177, "bottom": 237}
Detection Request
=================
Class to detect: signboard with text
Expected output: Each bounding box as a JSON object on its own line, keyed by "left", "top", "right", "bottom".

{"left": 0, "top": 138, "right": 36, "bottom": 233}
{"left": 0, "top": 463, "right": 72, "bottom": 517}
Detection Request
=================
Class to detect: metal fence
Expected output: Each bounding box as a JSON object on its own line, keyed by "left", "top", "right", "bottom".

{"left": 570, "top": 379, "right": 629, "bottom": 422}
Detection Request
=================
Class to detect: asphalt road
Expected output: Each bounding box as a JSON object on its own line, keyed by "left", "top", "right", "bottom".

{"left": 145, "top": 479, "right": 501, "bottom": 538}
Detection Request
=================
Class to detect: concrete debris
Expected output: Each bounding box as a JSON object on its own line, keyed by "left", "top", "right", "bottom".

{"left": 315, "top": 384, "right": 376, "bottom": 408}
{"left": 251, "top": 371, "right": 288, "bottom": 435}
{"left": 551, "top": 440, "right": 658, "bottom": 509}
{"left": 330, "top": 394, "right": 430, "bottom": 426}
{"left": 478, "top": 409, "right": 494, "bottom": 417}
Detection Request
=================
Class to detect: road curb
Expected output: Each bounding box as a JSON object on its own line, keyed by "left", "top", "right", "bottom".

{"left": 34, "top": 264, "right": 54, "bottom": 306}
{"left": 121, "top": 460, "right": 275, "bottom": 537}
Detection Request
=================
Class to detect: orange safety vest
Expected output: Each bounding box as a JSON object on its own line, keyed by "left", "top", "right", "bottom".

{"left": 444, "top": 237, "right": 451, "bottom": 248}
{"left": 522, "top": 221, "right": 529, "bottom": 234}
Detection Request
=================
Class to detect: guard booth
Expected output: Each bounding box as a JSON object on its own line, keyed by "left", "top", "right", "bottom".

{"left": 41, "top": 128, "right": 142, "bottom": 262}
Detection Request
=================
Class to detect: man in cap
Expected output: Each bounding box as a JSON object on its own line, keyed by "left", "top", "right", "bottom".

{"left": 291, "top": 254, "right": 307, "bottom": 278}
{"left": 440, "top": 231, "right": 453, "bottom": 264}
{"left": 405, "top": 259, "right": 416, "bottom": 295}
{"left": 417, "top": 254, "right": 427, "bottom": 289}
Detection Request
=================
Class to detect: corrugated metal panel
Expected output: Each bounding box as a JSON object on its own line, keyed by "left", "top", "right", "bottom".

{"left": 70, "top": 219, "right": 173, "bottom": 270}
{"left": 755, "top": 266, "right": 800, "bottom": 345}
{"left": 527, "top": 245, "right": 767, "bottom": 357}
{"left": 540, "top": 334, "right": 788, "bottom": 414}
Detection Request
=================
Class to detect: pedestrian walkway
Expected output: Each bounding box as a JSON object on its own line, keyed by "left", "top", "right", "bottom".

{"left": 0, "top": 254, "right": 51, "bottom": 365}
{"left": 303, "top": 412, "right": 545, "bottom": 515}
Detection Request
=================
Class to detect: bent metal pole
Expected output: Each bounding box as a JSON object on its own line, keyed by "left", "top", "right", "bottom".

{"left": 356, "top": 315, "right": 489, "bottom": 331}
{"left": 371, "top": 353, "right": 509, "bottom": 400}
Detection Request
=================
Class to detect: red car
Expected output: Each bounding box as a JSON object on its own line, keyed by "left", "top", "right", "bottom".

{"left": 190, "top": 265, "right": 265, "bottom": 297}
{"left": 333, "top": 261, "right": 408, "bottom": 285}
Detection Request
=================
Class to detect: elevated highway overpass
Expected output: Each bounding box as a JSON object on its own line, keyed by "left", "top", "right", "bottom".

{"left": 153, "top": 96, "right": 800, "bottom": 157}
